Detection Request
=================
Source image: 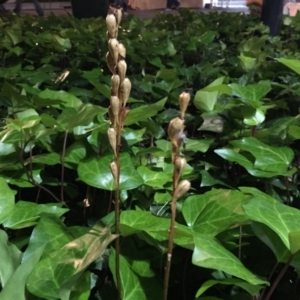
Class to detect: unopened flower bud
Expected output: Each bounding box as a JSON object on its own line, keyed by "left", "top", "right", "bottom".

{"left": 179, "top": 91, "right": 190, "bottom": 120}
{"left": 173, "top": 180, "right": 191, "bottom": 202}
{"left": 174, "top": 157, "right": 187, "bottom": 188}
{"left": 109, "top": 161, "right": 119, "bottom": 187}
{"left": 117, "top": 59, "right": 127, "bottom": 85}
{"left": 120, "top": 78, "right": 131, "bottom": 107}
{"left": 118, "top": 42, "right": 126, "bottom": 59}
{"left": 111, "top": 74, "right": 120, "bottom": 96}
{"left": 108, "top": 38, "right": 119, "bottom": 67}
{"left": 106, "top": 14, "right": 118, "bottom": 38}
{"left": 110, "top": 96, "right": 120, "bottom": 128}
{"left": 107, "top": 127, "right": 117, "bottom": 157}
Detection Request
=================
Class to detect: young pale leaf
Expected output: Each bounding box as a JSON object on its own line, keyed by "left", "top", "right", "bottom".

{"left": 26, "top": 225, "right": 117, "bottom": 299}
{"left": 243, "top": 197, "right": 300, "bottom": 253}
{"left": 0, "top": 230, "right": 22, "bottom": 287}
{"left": 277, "top": 58, "right": 300, "bottom": 75}
{"left": 182, "top": 189, "right": 249, "bottom": 236}
{"left": 194, "top": 77, "right": 225, "bottom": 112}
{"left": 192, "top": 234, "right": 267, "bottom": 286}
{"left": 0, "top": 178, "right": 15, "bottom": 224}
{"left": 230, "top": 81, "right": 271, "bottom": 108}
{"left": 78, "top": 153, "right": 143, "bottom": 191}
{"left": 109, "top": 249, "right": 162, "bottom": 300}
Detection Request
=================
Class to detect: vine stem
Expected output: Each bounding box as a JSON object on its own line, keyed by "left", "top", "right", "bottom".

{"left": 264, "top": 254, "right": 295, "bottom": 300}
{"left": 115, "top": 128, "right": 122, "bottom": 300}
{"left": 61, "top": 130, "right": 68, "bottom": 207}
{"left": 163, "top": 197, "right": 176, "bottom": 300}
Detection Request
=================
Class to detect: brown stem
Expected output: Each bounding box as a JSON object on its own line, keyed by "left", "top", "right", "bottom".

{"left": 264, "top": 254, "right": 295, "bottom": 300}
{"left": 19, "top": 133, "right": 65, "bottom": 206}
{"left": 114, "top": 128, "right": 122, "bottom": 300}
{"left": 238, "top": 225, "right": 243, "bottom": 260}
{"left": 60, "top": 130, "right": 68, "bottom": 206}
{"left": 251, "top": 125, "right": 256, "bottom": 137}
{"left": 163, "top": 198, "right": 176, "bottom": 300}
{"left": 284, "top": 177, "right": 291, "bottom": 205}
{"left": 259, "top": 262, "right": 279, "bottom": 300}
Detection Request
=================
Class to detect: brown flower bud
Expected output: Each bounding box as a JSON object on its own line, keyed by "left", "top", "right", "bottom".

{"left": 109, "top": 161, "right": 119, "bottom": 187}
{"left": 118, "top": 42, "right": 126, "bottom": 59}
{"left": 106, "top": 14, "right": 118, "bottom": 38}
{"left": 114, "top": 8, "right": 122, "bottom": 25}
{"left": 168, "top": 117, "right": 184, "bottom": 147}
{"left": 179, "top": 91, "right": 191, "bottom": 120}
{"left": 117, "top": 59, "right": 127, "bottom": 85}
{"left": 106, "top": 52, "right": 115, "bottom": 74}
{"left": 173, "top": 180, "right": 191, "bottom": 202}
{"left": 174, "top": 157, "right": 187, "bottom": 188}
{"left": 110, "top": 96, "right": 120, "bottom": 128}
{"left": 120, "top": 78, "right": 131, "bottom": 107}
{"left": 107, "top": 127, "right": 117, "bottom": 157}
{"left": 111, "top": 74, "right": 120, "bottom": 96}
{"left": 108, "top": 38, "right": 119, "bottom": 67}
{"left": 119, "top": 106, "right": 130, "bottom": 127}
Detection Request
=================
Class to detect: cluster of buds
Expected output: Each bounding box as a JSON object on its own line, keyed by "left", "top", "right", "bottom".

{"left": 168, "top": 91, "right": 192, "bottom": 197}
{"left": 106, "top": 9, "right": 131, "bottom": 188}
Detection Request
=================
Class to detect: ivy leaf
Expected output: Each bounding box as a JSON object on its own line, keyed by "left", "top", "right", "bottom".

{"left": 230, "top": 137, "right": 294, "bottom": 173}
{"left": 137, "top": 166, "right": 170, "bottom": 188}
{"left": 194, "top": 77, "right": 225, "bottom": 112}
{"left": 277, "top": 58, "right": 300, "bottom": 75}
{"left": 26, "top": 225, "right": 117, "bottom": 299}
{"left": 125, "top": 98, "right": 167, "bottom": 125}
{"left": 39, "top": 89, "right": 82, "bottom": 108}
{"left": 230, "top": 81, "right": 271, "bottom": 108}
{"left": 243, "top": 197, "right": 300, "bottom": 253}
{"left": 0, "top": 230, "right": 22, "bottom": 287}
{"left": 182, "top": 190, "right": 249, "bottom": 236}
{"left": 78, "top": 153, "right": 144, "bottom": 191}
{"left": 192, "top": 234, "right": 267, "bottom": 285}
{"left": 3, "top": 202, "right": 68, "bottom": 229}
{"left": 195, "top": 278, "right": 263, "bottom": 298}
{"left": 215, "top": 137, "right": 295, "bottom": 178}
{"left": 0, "top": 246, "right": 45, "bottom": 300}
{"left": 0, "top": 178, "right": 15, "bottom": 224}
{"left": 109, "top": 249, "right": 162, "bottom": 300}
{"left": 23, "top": 216, "right": 75, "bottom": 262}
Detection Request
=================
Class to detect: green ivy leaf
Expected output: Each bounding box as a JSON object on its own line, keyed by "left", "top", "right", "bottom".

{"left": 125, "top": 98, "right": 167, "bottom": 125}
{"left": 78, "top": 153, "right": 144, "bottom": 191}
{"left": 194, "top": 77, "right": 225, "bottom": 112}
{"left": 192, "top": 234, "right": 267, "bottom": 285}
{"left": 26, "top": 225, "right": 117, "bottom": 299}
{"left": 137, "top": 166, "right": 170, "bottom": 188}
{"left": 122, "top": 128, "right": 146, "bottom": 146}
{"left": 0, "top": 178, "right": 15, "bottom": 224}
{"left": 196, "top": 278, "right": 263, "bottom": 298}
{"left": 277, "top": 58, "right": 300, "bottom": 75}
{"left": 230, "top": 137, "right": 293, "bottom": 173}
{"left": 182, "top": 190, "right": 249, "bottom": 236}
{"left": 0, "top": 246, "right": 45, "bottom": 300}
{"left": 39, "top": 89, "right": 82, "bottom": 108}
{"left": 230, "top": 82, "right": 271, "bottom": 108}
{"left": 243, "top": 197, "right": 300, "bottom": 253}
{"left": 0, "top": 230, "right": 22, "bottom": 287}
{"left": 109, "top": 249, "right": 162, "bottom": 300}
{"left": 23, "top": 216, "right": 75, "bottom": 262}
{"left": 3, "top": 202, "right": 68, "bottom": 229}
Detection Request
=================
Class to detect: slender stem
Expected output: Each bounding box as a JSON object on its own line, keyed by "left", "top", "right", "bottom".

{"left": 284, "top": 177, "right": 291, "bottom": 205}
{"left": 60, "top": 130, "right": 68, "bottom": 206}
{"left": 264, "top": 254, "right": 295, "bottom": 300}
{"left": 115, "top": 128, "right": 122, "bottom": 300}
{"left": 238, "top": 225, "right": 243, "bottom": 260}
{"left": 259, "top": 262, "right": 279, "bottom": 300}
{"left": 19, "top": 133, "right": 65, "bottom": 206}
{"left": 163, "top": 198, "right": 176, "bottom": 300}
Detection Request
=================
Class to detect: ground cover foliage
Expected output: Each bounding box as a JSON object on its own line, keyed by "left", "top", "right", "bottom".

{"left": 1, "top": 8, "right": 300, "bottom": 300}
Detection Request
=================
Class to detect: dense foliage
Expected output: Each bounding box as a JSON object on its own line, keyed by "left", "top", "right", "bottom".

{"left": 1, "top": 9, "right": 300, "bottom": 300}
